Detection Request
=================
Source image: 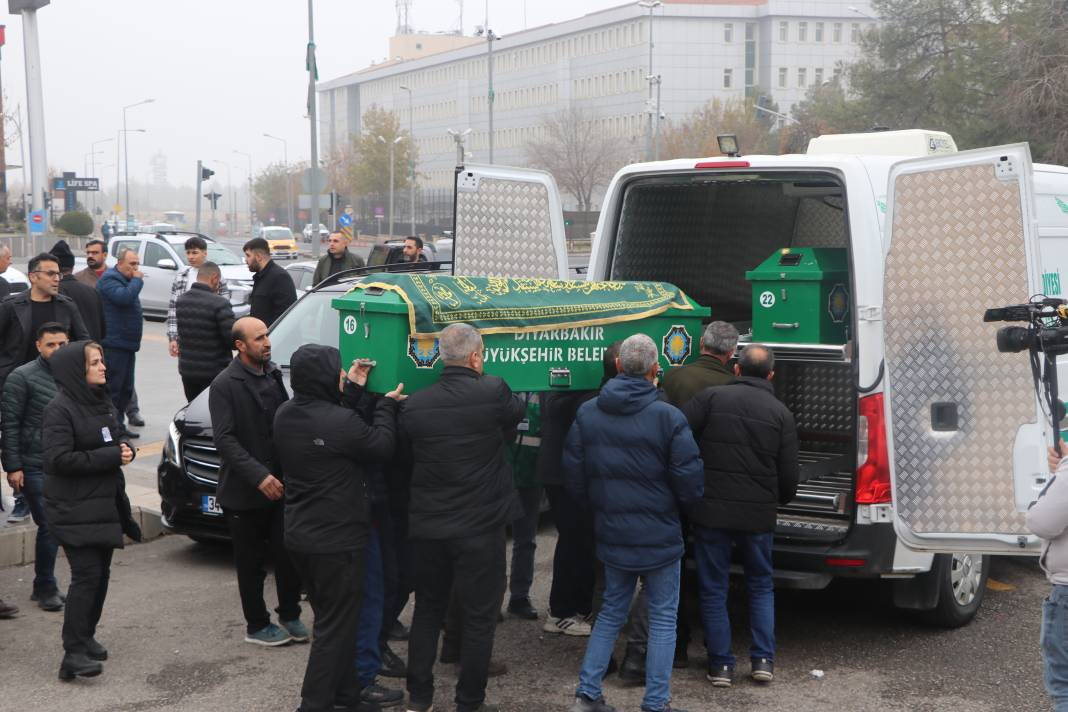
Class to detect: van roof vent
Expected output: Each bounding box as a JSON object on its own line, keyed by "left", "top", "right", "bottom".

{"left": 806, "top": 129, "right": 957, "bottom": 157}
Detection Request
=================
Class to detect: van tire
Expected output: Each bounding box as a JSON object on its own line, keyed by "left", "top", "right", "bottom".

{"left": 921, "top": 552, "right": 989, "bottom": 628}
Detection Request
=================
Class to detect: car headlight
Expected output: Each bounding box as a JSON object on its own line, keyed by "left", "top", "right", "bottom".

{"left": 164, "top": 421, "right": 183, "bottom": 467}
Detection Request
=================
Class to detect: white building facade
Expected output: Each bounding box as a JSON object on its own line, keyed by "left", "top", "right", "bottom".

{"left": 317, "top": 0, "right": 876, "bottom": 211}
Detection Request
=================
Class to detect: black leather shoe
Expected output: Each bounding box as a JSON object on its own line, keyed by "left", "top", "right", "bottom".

{"left": 751, "top": 657, "right": 774, "bottom": 683}
{"left": 0, "top": 598, "right": 18, "bottom": 618}
{"left": 119, "top": 428, "right": 140, "bottom": 439}
{"left": 378, "top": 644, "right": 406, "bottom": 678}
{"left": 87, "top": 638, "right": 108, "bottom": 661}
{"left": 36, "top": 591, "right": 64, "bottom": 611}
{"left": 506, "top": 597, "right": 538, "bottom": 620}
{"left": 707, "top": 663, "right": 734, "bottom": 688}
{"left": 58, "top": 653, "right": 103, "bottom": 681}
{"left": 617, "top": 645, "right": 646, "bottom": 686}
{"left": 127, "top": 412, "right": 145, "bottom": 427}
{"left": 31, "top": 590, "right": 66, "bottom": 604}
{"left": 360, "top": 682, "right": 403, "bottom": 708}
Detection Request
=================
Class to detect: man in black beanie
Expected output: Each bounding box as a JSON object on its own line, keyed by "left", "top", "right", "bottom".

{"left": 51, "top": 241, "right": 105, "bottom": 342}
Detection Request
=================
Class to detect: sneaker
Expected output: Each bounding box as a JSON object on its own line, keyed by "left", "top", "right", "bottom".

{"left": 506, "top": 597, "right": 538, "bottom": 620}
{"left": 360, "top": 681, "right": 403, "bottom": 708}
{"left": 751, "top": 657, "right": 774, "bottom": 683}
{"left": 543, "top": 615, "right": 592, "bottom": 637}
{"left": 707, "top": 663, "right": 734, "bottom": 688}
{"left": 379, "top": 643, "right": 406, "bottom": 678}
{"left": 127, "top": 411, "right": 146, "bottom": 427}
{"left": 571, "top": 693, "right": 617, "bottom": 712}
{"left": 281, "top": 618, "right": 310, "bottom": 643}
{"left": 244, "top": 623, "right": 292, "bottom": 647}
{"left": 7, "top": 496, "right": 29, "bottom": 523}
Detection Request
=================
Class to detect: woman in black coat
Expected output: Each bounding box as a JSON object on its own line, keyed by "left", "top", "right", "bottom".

{"left": 43, "top": 340, "right": 140, "bottom": 681}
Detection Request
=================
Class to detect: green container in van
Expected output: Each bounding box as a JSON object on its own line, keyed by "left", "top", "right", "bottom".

{"left": 745, "top": 247, "right": 850, "bottom": 344}
{"left": 332, "top": 274, "right": 710, "bottom": 394}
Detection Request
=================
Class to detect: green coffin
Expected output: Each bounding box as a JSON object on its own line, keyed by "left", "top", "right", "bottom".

{"left": 745, "top": 247, "right": 850, "bottom": 345}
{"left": 332, "top": 274, "right": 711, "bottom": 394}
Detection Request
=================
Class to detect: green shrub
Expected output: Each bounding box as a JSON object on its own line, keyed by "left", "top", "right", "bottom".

{"left": 56, "top": 211, "right": 94, "bottom": 236}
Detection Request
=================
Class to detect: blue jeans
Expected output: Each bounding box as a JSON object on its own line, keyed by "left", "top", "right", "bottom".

{"left": 22, "top": 469, "right": 58, "bottom": 595}
{"left": 576, "top": 560, "right": 680, "bottom": 712}
{"left": 1043, "top": 584, "right": 1068, "bottom": 711}
{"left": 694, "top": 527, "right": 775, "bottom": 667}
{"left": 356, "top": 527, "right": 384, "bottom": 688}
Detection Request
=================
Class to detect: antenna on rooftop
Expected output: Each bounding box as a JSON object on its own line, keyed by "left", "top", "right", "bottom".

{"left": 396, "top": 0, "right": 413, "bottom": 34}
{"left": 454, "top": 0, "right": 464, "bottom": 35}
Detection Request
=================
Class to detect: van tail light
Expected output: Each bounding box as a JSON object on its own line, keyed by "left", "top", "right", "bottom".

{"left": 856, "top": 393, "right": 892, "bottom": 504}
{"left": 694, "top": 160, "right": 751, "bottom": 169}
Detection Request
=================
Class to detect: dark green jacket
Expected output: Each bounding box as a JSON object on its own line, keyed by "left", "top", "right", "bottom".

{"left": 1, "top": 356, "right": 58, "bottom": 472}
{"left": 313, "top": 249, "right": 365, "bottom": 287}
{"left": 662, "top": 354, "right": 735, "bottom": 408}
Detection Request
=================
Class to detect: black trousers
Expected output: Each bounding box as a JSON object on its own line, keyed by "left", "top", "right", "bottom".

{"left": 181, "top": 375, "right": 214, "bottom": 403}
{"left": 407, "top": 527, "right": 506, "bottom": 712}
{"left": 544, "top": 484, "right": 596, "bottom": 619}
{"left": 62, "top": 546, "right": 114, "bottom": 655}
{"left": 103, "top": 348, "right": 135, "bottom": 427}
{"left": 291, "top": 546, "right": 367, "bottom": 712}
{"left": 224, "top": 503, "right": 302, "bottom": 634}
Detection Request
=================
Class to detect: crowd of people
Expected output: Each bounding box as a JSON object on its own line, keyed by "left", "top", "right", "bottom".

{"left": 0, "top": 233, "right": 805, "bottom": 712}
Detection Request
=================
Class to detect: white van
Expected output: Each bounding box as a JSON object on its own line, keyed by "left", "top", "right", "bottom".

{"left": 451, "top": 134, "right": 1062, "bottom": 626}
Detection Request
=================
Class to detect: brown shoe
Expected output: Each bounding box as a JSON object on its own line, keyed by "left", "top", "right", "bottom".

{"left": 0, "top": 598, "right": 18, "bottom": 618}
{"left": 486, "top": 659, "right": 508, "bottom": 677}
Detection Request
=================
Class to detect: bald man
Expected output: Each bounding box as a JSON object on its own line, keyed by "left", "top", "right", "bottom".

{"left": 312, "top": 232, "right": 365, "bottom": 287}
{"left": 209, "top": 316, "right": 305, "bottom": 647}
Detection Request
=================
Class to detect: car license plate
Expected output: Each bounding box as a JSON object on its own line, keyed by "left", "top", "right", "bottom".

{"left": 200, "top": 495, "right": 222, "bottom": 516}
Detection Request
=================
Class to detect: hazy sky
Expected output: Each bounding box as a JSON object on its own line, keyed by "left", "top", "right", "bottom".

{"left": 0, "top": 0, "right": 621, "bottom": 192}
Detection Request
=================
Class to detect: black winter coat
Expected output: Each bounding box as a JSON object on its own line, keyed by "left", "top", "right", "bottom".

{"left": 42, "top": 341, "right": 139, "bottom": 549}
{"left": 0, "top": 291, "right": 89, "bottom": 390}
{"left": 176, "top": 283, "right": 235, "bottom": 382}
{"left": 1, "top": 356, "right": 57, "bottom": 472}
{"left": 401, "top": 366, "right": 526, "bottom": 540}
{"left": 208, "top": 357, "right": 289, "bottom": 510}
{"left": 59, "top": 274, "right": 106, "bottom": 342}
{"left": 249, "top": 259, "right": 297, "bottom": 327}
{"left": 681, "top": 377, "right": 800, "bottom": 533}
{"left": 536, "top": 389, "right": 597, "bottom": 487}
{"left": 275, "top": 344, "right": 397, "bottom": 553}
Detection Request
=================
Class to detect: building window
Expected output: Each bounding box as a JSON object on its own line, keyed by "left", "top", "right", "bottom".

{"left": 778, "top": 67, "right": 788, "bottom": 88}
{"left": 724, "top": 23, "right": 733, "bottom": 42}
{"left": 779, "top": 21, "right": 788, "bottom": 42}
{"left": 851, "top": 22, "right": 860, "bottom": 42}
{"left": 798, "top": 22, "right": 807, "bottom": 42}
{"left": 723, "top": 68, "right": 733, "bottom": 88}
{"left": 815, "top": 22, "right": 824, "bottom": 42}
{"left": 833, "top": 22, "right": 842, "bottom": 43}
{"left": 798, "top": 68, "right": 807, "bottom": 87}
{"left": 814, "top": 67, "right": 824, "bottom": 85}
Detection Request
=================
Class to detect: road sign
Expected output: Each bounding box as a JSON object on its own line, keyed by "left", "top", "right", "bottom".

{"left": 300, "top": 167, "right": 326, "bottom": 194}
{"left": 374, "top": 205, "right": 385, "bottom": 218}
{"left": 298, "top": 193, "right": 331, "bottom": 210}
{"left": 29, "top": 210, "right": 45, "bottom": 233}
{"left": 338, "top": 212, "right": 353, "bottom": 228}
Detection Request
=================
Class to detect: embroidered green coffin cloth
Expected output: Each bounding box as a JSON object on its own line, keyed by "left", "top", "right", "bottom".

{"left": 343, "top": 273, "right": 696, "bottom": 336}
{"left": 333, "top": 273, "right": 711, "bottom": 393}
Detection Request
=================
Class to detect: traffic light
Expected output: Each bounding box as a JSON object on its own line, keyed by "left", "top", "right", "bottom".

{"left": 201, "top": 166, "right": 215, "bottom": 181}
{"left": 203, "top": 192, "right": 222, "bottom": 209}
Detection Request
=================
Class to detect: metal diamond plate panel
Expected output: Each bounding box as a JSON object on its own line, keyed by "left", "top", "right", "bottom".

{"left": 775, "top": 361, "right": 853, "bottom": 452}
{"left": 455, "top": 178, "right": 561, "bottom": 278}
{"left": 885, "top": 162, "right": 1032, "bottom": 535}
{"left": 793, "top": 197, "right": 847, "bottom": 248}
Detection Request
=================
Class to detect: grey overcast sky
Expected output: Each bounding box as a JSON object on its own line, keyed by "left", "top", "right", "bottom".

{"left": 0, "top": 0, "right": 621, "bottom": 191}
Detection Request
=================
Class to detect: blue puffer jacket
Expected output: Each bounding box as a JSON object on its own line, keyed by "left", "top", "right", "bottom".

{"left": 97, "top": 267, "right": 143, "bottom": 352}
{"left": 563, "top": 374, "right": 704, "bottom": 572}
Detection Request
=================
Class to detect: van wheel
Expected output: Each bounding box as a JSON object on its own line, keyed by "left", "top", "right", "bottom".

{"left": 922, "top": 552, "right": 989, "bottom": 628}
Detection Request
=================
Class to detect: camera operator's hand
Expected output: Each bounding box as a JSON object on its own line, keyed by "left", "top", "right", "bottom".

{"left": 1050, "top": 439, "right": 1066, "bottom": 474}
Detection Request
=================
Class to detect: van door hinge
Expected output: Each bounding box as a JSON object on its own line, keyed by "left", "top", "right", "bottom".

{"left": 858, "top": 305, "right": 883, "bottom": 322}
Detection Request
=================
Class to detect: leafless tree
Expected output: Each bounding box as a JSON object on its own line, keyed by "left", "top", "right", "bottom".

{"left": 524, "top": 107, "right": 627, "bottom": 213}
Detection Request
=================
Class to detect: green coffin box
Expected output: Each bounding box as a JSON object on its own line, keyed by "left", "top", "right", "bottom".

{"left": 745, "top": 247, "right": 850, "bottom": 345}
{"left": 332, "top": 274, "right": 711, "bottom": 394}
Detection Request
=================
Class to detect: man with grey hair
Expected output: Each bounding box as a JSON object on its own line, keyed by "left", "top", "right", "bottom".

{"left": 401, "top": 322, "right": 526, "bottom": 712}
{"left": 97, "top": 247, "right": 144, "bottom": 435}
{"left": 662, "top": 321, "right": 737, "bottom": 408}
{"left": 0, "top": 243, "right": 12, "bottom": 300}
{"left": 564, "top": 333, "right": 704, "bottom": 712}
{"left": 682, "top": 344, "right": 798, "bottom": 688}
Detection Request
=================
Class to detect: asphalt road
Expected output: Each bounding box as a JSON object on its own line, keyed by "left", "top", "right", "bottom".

{"left": 0, "top": 527, "right": 1052, "bottom": 712}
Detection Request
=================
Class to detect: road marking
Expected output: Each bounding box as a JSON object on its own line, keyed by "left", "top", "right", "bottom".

{"left": 136, "top": 440, "right": 164, "bottom": 457}
{"left": 986, "top": 578, "right": 1016, "bottom": 592}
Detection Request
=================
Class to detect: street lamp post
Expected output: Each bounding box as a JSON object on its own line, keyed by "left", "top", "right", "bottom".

{"left": 234, "top": 149, "right": 253, "bottom": 237}
{"left": 263, "top": 133, "right": 293, "bottom": 231}
{"left": 398, "top": 85, "right": 416, "bottom": 236}
{"left": 638, "top": 0, "right": 661, "bottom": 161}
{"left": 474, "top": 25, "right": 498, "bottom": 164}
{"left": 116, "top": 128, "right": 145, "bottom": 226}
{"left": 122, "top": 98, "right": 154, "bottom": 229}
{"left": 377, "top": 135, "right": 403, "bottom": 239}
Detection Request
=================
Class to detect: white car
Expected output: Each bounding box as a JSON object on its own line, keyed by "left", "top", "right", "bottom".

{"left": 1, "top": 266, "right": 29, "bottom": 293}
{"left": 302, "top": 223, "right": 329, "bottom": 243}
{"left": 104, "top": 232, "right": 254, "bottom": 319}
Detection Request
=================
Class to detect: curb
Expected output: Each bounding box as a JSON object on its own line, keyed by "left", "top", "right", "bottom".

{"left": 0, "top": 506, "right": 165, "bottom": 569}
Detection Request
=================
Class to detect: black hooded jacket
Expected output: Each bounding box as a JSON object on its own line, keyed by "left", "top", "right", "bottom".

{"left": 42, "top": 341, "right": 139, "bottom": 549}
{"left": 274, "top": 344, "right": 398, "bottom": 553}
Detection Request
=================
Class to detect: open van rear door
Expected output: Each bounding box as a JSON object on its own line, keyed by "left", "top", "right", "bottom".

{"left": 452, "top": 164, "right": 568, "bottom": 279}
{"left": 884, "top": 144, "right": 1045, "bottom": 554}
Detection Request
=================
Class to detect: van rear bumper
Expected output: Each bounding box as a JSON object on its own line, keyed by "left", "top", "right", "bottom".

{"left": 767, "top": 522, "right": 898, "bottom": 589}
